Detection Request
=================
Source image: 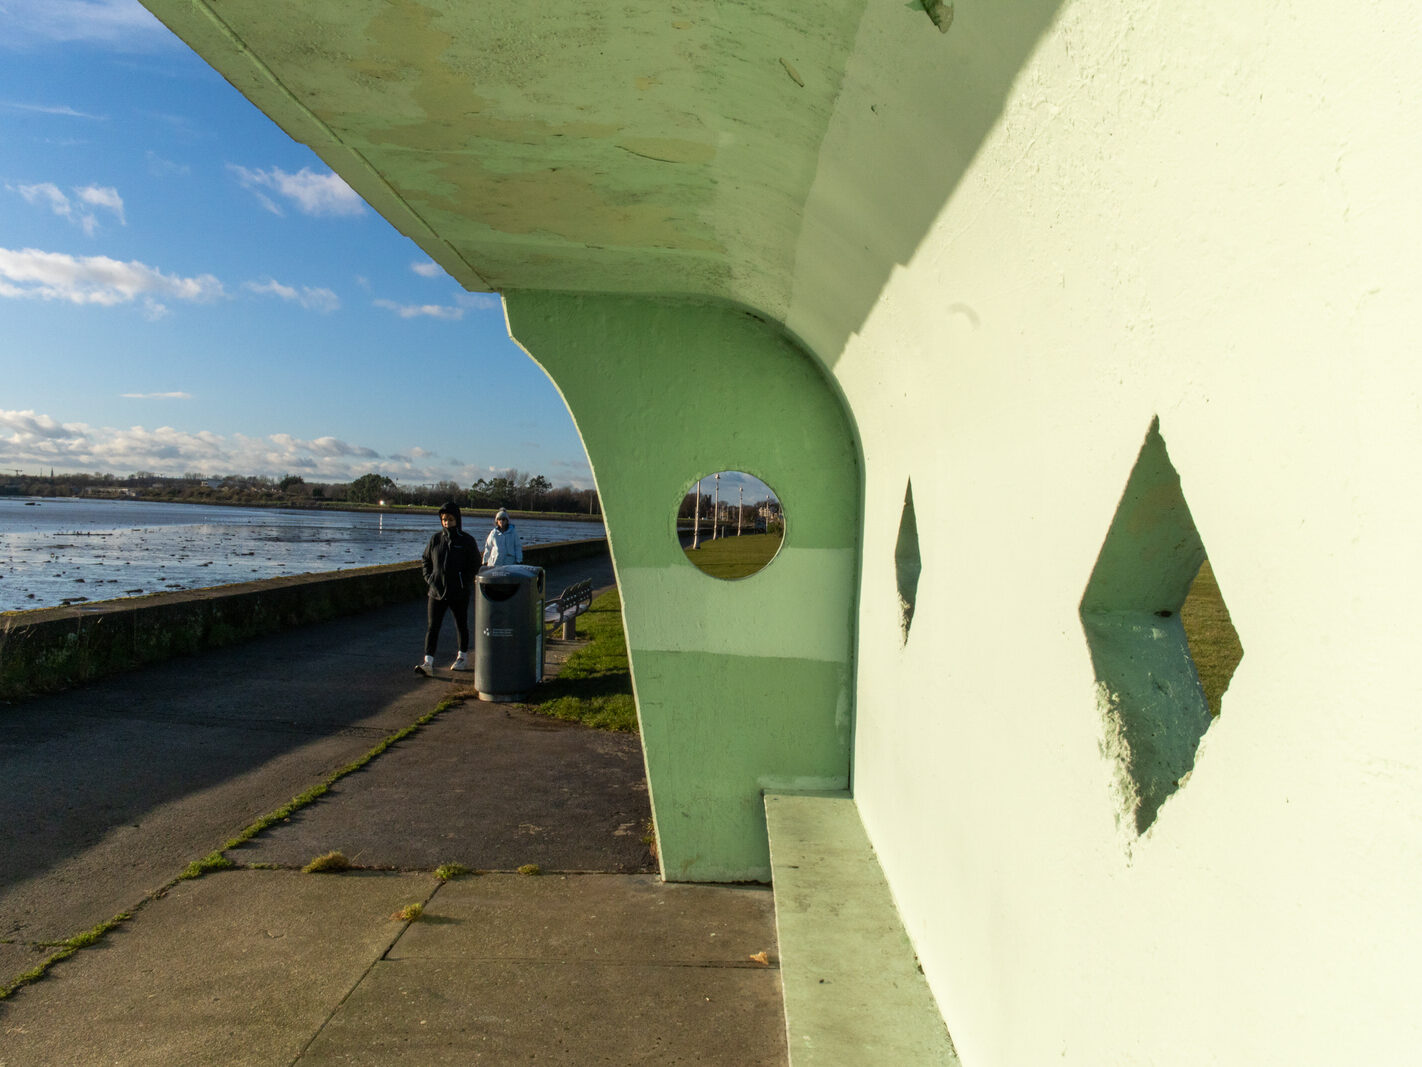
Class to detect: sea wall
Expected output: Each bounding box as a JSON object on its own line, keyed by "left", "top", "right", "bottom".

{"left": 0, "top": 538, "right": 607, "bottom": 703}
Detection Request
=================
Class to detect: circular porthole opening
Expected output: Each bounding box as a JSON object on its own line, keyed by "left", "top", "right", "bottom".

{"left": 677, "top": 471, "right": 784, "bottom": 580}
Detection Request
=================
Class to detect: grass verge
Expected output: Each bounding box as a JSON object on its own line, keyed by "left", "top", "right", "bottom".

{"left": 682, "top": 531, "right": 783, "bottom": 580}
{"left": 527, "top": 589, "right": 637, "bottom": 732}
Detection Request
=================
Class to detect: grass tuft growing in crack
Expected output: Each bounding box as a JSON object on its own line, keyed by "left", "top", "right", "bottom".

{"left": 0, "top": 912, "right": 132, "bottom": 1000}
{"left": 2, "top": 702, "right": 460, "bottom": 1001}
{"left": 192, "top": 696, "right": 462, "bottom": 874}
{"left": 179, "top": 852, "right": 235, "bottom": 880}
{"left": 434, "top": 863, "right": 474, "bottom": 881}
{"left": 303, "top": 850, "right": 351, "bottom": 874}
{"left": 2, "top": 697, "right": 463, "bottom": 1000}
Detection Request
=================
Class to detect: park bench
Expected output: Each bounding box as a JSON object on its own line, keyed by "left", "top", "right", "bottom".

{"left": 544, "top": 578, "right": 593, "bottom": 638}
{"left": 764, "top": 790, "right": 960, "bottom": 1065}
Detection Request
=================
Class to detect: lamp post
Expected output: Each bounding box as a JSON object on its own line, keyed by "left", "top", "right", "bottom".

{"left": 691, "top": 477, "right": 702, "bottom": 550}
{"left": 737, "top": 486, "right": 743, "bottom": 536}
{"left": 712, "top": 472, "right": 720, "bottom": 540}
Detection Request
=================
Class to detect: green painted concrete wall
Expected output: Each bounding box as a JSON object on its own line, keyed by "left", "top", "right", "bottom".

{"left": 504, "top": 293, "right": 860, "bottom": 882}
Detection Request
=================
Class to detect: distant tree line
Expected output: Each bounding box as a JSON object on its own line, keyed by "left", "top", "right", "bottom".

{"left": 344, "top": 469, "right": 598, "bottom": 515}
{"left": 4, "top": 469, "right": 600, "bottom": 517}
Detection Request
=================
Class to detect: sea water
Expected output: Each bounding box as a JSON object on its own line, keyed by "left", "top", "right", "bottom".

{"left": 0, "top": 497, "right": 603, "bottom": 613}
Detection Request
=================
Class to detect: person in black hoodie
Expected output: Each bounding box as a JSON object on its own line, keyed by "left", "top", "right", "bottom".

{"left": 416, "top": 500, "right": 480, "bottom": 676}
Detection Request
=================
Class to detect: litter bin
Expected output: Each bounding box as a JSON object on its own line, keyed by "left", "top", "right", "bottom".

{"left": 474, "top": 564, "right": 545, "bottom": 701}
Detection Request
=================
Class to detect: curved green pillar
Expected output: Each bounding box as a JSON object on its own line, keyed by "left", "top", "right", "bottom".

{"left": 504, "top": 292, "right": 860, "bottom": 882}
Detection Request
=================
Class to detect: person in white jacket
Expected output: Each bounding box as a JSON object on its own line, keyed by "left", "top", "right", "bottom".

{"left": 483, "top": 507, "right": 523, "bottom": 566}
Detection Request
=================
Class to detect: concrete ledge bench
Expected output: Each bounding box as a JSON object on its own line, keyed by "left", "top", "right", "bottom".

{"left": 544, "top": 578, "right": 593, "bottom": 638}
{"left": 763, "top": 790, "right": 960, "bottom": 1065}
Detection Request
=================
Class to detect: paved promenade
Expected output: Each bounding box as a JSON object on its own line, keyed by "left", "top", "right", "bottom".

{"left": 0, "top": 556, "right": 787, "bottom": 1064}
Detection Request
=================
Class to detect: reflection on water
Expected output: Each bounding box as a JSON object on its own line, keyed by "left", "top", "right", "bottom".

{"left": 0, "top": 497, "right": 603, "bottom": 613}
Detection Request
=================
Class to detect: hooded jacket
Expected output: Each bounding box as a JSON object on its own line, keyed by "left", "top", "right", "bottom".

{"left": 482, "top": 508, "right": 523, "bottom": 565}
{"left": 422, "top": 503, "right": 480, "bottom": 600}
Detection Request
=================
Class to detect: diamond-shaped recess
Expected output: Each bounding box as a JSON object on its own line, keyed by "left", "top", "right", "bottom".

{"left": 895, "top": 480, "right": 921, "bottom": 643}
{"left": 1080, "top": 419, "right": 1241, "bottom": 836}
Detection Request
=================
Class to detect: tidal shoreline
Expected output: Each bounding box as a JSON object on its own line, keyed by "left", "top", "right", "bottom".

{"left": 0, "top": 536, "right": 610, "bottom": 702}
{"left": 0, "top": 497, "right": 605, "bottom": 614}
{"left": 9, "top": 492, "right": 604, "bottom": 524}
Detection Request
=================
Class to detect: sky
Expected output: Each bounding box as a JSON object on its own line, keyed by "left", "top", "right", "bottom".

{"left": 0, "top": 0, "right": 595, "bottom": 490}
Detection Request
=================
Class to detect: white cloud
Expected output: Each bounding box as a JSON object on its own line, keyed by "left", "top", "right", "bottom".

{"left": 12, "top": 182, "right": 125, "bottom": 234}
{"left": 141, "top": 111, "right": 209, "bottom": 142}
{"left": 265, "top": 433, "right": 379, "bottom": 460}
{"left": 0, "top": 410, "right": 591, "bottom": 487}
{"left": 15, "top": 182, "right": 68, "bottom": 215}
{"left": 76, "top": 184, "right": 125, "bottom": 223}
{"left": 0, "top": 411, "right": 392, "bottom": 480}
{"left": 373, "top": 298, "right": 464, "bottom": 321}
{"left": 228, "top": 164, "right": 365, "bottom": 218}
{"left": 120, "top": 392, "right": 191, "bottom": 399}
{"left": 145, "top": 151, "right": 190, "bottom": 178}
{"left": 307, "top": 436, "right": 380, "bottom": 459}
{"left": 0, "top": 101, "right": 106, "bottom": 119}
{"left": 454, "top": 291, "right": 502, "bottom": 312}
{"left": 411, "top": 261, "right": 443, "bottom": 278}
{"left": 244, "top": 278, "right": 340, "bottom": 313}
{"left": 244, "top": 188, "right": 282, "bottom": 216}
{"left": 0, "top": 246, "right": 225, "bottom": 307}
{"left": 1, "top": 0, "right": 176, "bottom": 50}
{"left": 0, "top": 409, "right": 81, "bottom": 441}
{"left": 547, "top": 456, "right": 596, "bottom": 488}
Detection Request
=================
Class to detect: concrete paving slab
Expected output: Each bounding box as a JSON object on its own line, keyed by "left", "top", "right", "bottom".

{"left": 393, "top": 874, "right": 777, "bottom": 965}
{"left": 0, "top": 939, "right": 50, "bottom": 983}
{"left": 0, "top": 554, "right": 777, "bottom": 1065}
{"left": 299, "top": 957, "right": 786, "bottom": 1065}
{"left": 0, "top": 599, "right": 442, "bottom": 943}
{"left": 230, "top": 704, "right": 653, "bottom": 874}
{"left": 303, "top": 871, "right": 784, "bottom": 1066}
{"left": 0, "top": 705, "right": 442, "bottom": 945}
{"left": 0, "top": 869, "right": 430, "bottom": 1065}
{"left": 1, "top": 554, "right": 621, "bottom": 975}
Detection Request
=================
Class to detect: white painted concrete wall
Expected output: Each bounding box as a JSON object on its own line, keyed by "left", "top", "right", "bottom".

{"left": 791, "top": 1, "right": 1422, "bottom": 1062}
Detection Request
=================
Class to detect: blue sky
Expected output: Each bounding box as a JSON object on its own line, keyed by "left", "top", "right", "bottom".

{"left": 0, "top": 0, "right": 594, "bottom": 490}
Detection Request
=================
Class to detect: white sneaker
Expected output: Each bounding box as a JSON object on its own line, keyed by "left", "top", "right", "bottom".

{"left": 414, "top": 658, "right": 434, "bottom": 677}
{"left": 449, "top": 654, "right": 471, "bottom": 671}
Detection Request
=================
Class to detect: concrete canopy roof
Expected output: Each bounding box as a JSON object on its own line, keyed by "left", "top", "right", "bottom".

{"left": 140, "top": 0, "right": 872, "bottom": 322}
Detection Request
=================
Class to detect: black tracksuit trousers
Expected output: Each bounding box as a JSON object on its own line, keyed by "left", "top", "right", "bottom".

{"left": 425, "top": 593, "right": 471, "bottom": 657}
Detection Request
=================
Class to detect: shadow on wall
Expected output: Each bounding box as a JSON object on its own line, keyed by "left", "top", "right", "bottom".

{"left": 789, "top": 1, "right": 1067, "bottom": 364}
